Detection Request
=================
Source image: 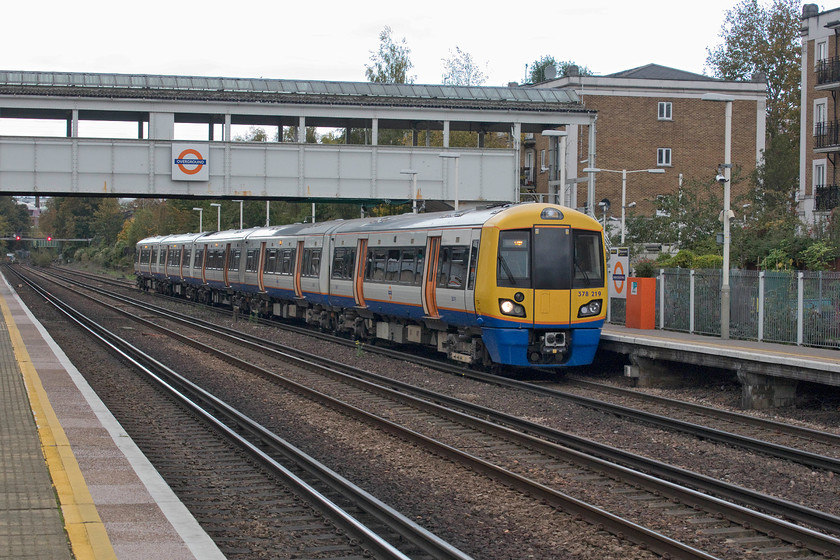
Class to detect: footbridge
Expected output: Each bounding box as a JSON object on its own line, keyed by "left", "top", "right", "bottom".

{"left": 0, "top": 71, "right": 596, "bottom": 206}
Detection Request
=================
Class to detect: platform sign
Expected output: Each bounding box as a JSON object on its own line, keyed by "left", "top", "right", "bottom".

{"left": 172, "top": 143, "right": 209, "bottom": 181}
{"left": 608, "top": 247, "right": 629, "bottom": 300}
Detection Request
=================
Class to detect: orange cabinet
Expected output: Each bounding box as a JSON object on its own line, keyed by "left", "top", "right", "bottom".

{"left": 626, "top": 277, "right": 656, "bottom": 329}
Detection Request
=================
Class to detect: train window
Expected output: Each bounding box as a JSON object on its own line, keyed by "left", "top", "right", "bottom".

{"left": 228, "top": 249, "right": 240, "bottom": 271}
{"left": 533, "top": 227, "right": 571, "bottom": 290}
{"left": 399, "top": 249, "right": 416, "bottom": 283}
{"left": 367, "top": 249, "right": 387, "bottom": 281}
{"left": 194, "top": 248, "right": 204, "bottom": 269}
{"left": 331, "top": 248, "right": 356, "bottom": 280}
{"left": 572, "top": 231, "right": 605, "bottom": 288}
{"left": 167, "top": 248, "right": 180, "bottom": 266}
{"left": 301, "top": 248, "right": 321, "bottom": 278}
{"left": 280, "top": 248, "right": 296, "bottom": 275}
{"left": 184, "top": 249, "right": 192, "bottom": 268}
{"left": 140, "top": 249, "right": 150, "bottom": 263}
{"left": 246, "top": 249, "right": 258, "bottom": 273}
{"left": 437, "top": 246, "right": 468, "bottom": 289}
{"left": 151, "top": 248, "right": 158, "bottom": 265}
{"left": 467, "top": 240, "right": 479, "bottom": 290}
{"left": 385, "top": 249, "right": 401, "bottom": 282}
{"left": 264, "top": 249, "right": 277, "bottom": 274}
{"left": 497, "top": 230, "right": 531, "bottom": 288}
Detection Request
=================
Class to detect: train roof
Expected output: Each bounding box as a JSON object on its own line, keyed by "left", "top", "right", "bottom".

{"left": 135, "top": 203, "right": 601, "bottom": 247}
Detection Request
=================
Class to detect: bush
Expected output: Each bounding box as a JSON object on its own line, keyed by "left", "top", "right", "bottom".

{"left": 694, "top": 254, "right": 723, "bottom": 269}
{"left": 670, "top": 250, "right": 696, "bottom": 269}
{"left": 632, "top": 259, "right": 658, "bottom": 277}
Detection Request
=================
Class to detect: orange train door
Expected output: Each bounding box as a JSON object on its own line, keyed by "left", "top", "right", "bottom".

{"left": 422, "top": 236, "right": 441, "bottom": 318}
{"left": 353, "top": 238, "right": 368, "bottom": 308}
{"left": 293, "top": 240, "right": 304, "bottom": 298}
{"left": 258, "top": 242, "right": 267, "bottom": 292}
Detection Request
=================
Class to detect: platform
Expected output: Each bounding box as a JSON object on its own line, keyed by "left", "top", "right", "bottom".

{"left": 601, "top": 324, "right": 840, "bottom": 408}
{"left": 0, "top": 270, "right": 224, "bottom": 560}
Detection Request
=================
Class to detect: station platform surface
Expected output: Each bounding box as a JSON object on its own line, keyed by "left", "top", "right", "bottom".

{"left": 0, "top": 271, "right": 224, "bottom": 560}
{"left": 601, "top": 322, "right": 840, "bottom": 384}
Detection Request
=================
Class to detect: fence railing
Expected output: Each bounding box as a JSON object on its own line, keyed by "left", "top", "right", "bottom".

{"left": 608, "top": 269, "right": 840, "bottom": 349}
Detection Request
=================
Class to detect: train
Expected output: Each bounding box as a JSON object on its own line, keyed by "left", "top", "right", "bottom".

{"left": 135, "top": 202, "right": 607, "bottom": 369}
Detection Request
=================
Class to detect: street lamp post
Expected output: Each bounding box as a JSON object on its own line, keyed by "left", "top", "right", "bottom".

{"left": 400, "top": 169, "right": 419, "bottom": 213}
{"left": 232, "top": 199, "right": 243, "bottom": 229}
{"left": 702, "top": 93, "right": 734, "bottom": 340}
{"left": 439, "top": 153, "right": 461, "bottom": 210}
{"left": 582, "top": 167, "right": 665, "bottom": 244}
{"left": 210, "top": 203, "right": 221, "bottom": 231}
{"left": 192, "top": 207, "right": 203, "bottom": 233}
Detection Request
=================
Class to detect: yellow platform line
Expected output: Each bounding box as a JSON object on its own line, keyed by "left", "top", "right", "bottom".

{"left": 0, "top": 293, "right": 117, "bottom": 560}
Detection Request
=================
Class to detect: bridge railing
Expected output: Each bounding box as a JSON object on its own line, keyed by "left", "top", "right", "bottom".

{"left": 608, "top": 268, "right": 840, "bottom": 349}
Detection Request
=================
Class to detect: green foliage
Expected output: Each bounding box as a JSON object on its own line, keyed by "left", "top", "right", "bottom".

{"left": 523, "top": 55, "right": 592, "bottom": 84}
{"left": 694, "top": 254, "right": 724, "bottom": 269}
{"left": 800, "top": 241, "right": 837, "bottom": 271}
{"left": 632, "top": 259, "right": 658, "bottom": 278}
{"left": 442, "top": 47, "right": 487, "bottom": 86}
{"left": 30, "top": 248, "right": 54, "bottom": 267}
{"left": 762, "top": 247, "right": 792, "bottom": 270}
{"left": 365, "top": 26, "right": 415, "bottom": 84}
{"left": 670, "top": 250, "right": 697, "bottom": 269}
{"left": 706, "top": 0, "right": 801, "bottom": 137}
{"left": 624, "top": 176, "right": 724, "bottom": 251}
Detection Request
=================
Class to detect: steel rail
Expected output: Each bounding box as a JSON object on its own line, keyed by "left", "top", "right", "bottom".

{"left": 34, "top": 265, "right": 840, "bottom": 537}
{"left": 21, "top": 266, "right": 721, "bottom": 560}
{"left": 12, "top": 268, "right": 470, "bottom": 560}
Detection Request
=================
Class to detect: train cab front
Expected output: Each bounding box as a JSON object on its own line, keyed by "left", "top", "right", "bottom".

{"left": 477, "top": 207, "right": 606, "bottom": 368}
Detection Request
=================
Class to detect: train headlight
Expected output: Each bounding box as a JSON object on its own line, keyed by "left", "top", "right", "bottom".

{"left": 499, "top": 299, "right": 526, "bottom": 317}
{"left": 578, "top": 299, "right": 602, "bottom": 318}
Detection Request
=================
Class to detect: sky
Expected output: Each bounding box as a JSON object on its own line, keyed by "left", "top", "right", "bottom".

{"left": 1, "top": 0, "right": 744, "bottom": 86}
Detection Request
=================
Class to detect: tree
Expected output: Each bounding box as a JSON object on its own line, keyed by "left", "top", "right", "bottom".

{"left": 365, "top": 26, "right": 415, "bottom": 84}
{"left": 523, "top": 55, "right": 592, "bottom": 84}
{"left": 623, "top": 178, "right": 724, "bottom": 253}
{"left": 706, "top": 0, "right": 801, "bottom": 136}
{"left": 441, "top": 47, "right": 487, "bottom": 86}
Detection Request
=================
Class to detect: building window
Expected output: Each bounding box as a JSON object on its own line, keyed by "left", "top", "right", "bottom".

{"left": 814, "top": 160, "right": 826, "bottom": 190}
{"left": 815, "top": 98, "right": 827, "bottom": 134}
{"left": 658, "top": 101, "right": 672, "bottom": 120}
{"left": 540, "top": 149, "right": 547, "bottom": 172}
{"left": 817, "top": 40, "right": 828, "bottom": 65}
{"left": 657, "top": 148, "right": 672, "bottom": 166}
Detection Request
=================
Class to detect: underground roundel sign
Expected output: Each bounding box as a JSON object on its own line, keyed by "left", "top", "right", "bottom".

{"left": 172, "top": 143, "right": 209, "bottom": 181}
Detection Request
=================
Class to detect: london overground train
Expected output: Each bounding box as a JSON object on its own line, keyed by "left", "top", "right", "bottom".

{"left": 135, "top": 203, "right": 607, "bottom": 369}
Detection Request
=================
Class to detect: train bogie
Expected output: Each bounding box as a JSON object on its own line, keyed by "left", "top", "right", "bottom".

{"left": 135, "top": 203, "right": 607, "bottom": 370}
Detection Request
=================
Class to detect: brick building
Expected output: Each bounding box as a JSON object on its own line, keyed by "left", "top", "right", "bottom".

{"left": 523, "top": 64, "right": 766, "bottom": 232}
{"left": 800, "top": 4, "right": 840, "bottom": 224}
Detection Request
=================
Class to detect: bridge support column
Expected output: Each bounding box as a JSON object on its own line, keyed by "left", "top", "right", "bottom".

{"left": 736, "top": 370, "right": 797, "bottom": 410}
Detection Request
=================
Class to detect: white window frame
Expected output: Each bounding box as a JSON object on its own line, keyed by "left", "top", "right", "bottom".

{"left": 817, "top": 40, "right": 828, "bottom": 67}
{"left": 814, "top": 98, "right": 828, "bottom": 134}
{"left": 657, "top": 148, "right": 672, "bottom": 167}
{"left": 814, "top": 159, "right": 827, "bottom": 195}
{"left": 658, "top": 101, "right": 672, "bottom": 121}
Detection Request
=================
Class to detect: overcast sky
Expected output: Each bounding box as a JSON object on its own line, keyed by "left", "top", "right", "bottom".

{"left": 2, "top": 0, "right": 743, "bottom": 85}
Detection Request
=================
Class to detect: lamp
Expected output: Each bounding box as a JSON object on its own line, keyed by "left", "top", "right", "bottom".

{"left": 582, "top": 167, "right": 665, "bottom": 244}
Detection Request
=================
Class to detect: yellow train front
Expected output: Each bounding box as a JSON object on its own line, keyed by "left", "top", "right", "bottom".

{"left": 473, "top": 204, "right": 606, "bottom": 367}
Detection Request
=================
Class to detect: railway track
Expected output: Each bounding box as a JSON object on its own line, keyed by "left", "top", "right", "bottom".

{"left": 59, "top": 266, "right": 840, "bottom": 472}
{"left": 11, "top": 266, "right": 470, "bottom": 560}
{"left": 18, "top": 265, "right": 840, "bottom": 559}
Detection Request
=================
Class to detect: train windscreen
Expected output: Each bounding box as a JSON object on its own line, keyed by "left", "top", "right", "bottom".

{"left": 572, "top": 231, "right": 604, "bottom": 288}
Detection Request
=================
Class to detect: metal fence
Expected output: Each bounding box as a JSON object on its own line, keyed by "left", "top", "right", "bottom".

{"left": 609, "top": 269, "right": 840, "bottom": 349}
